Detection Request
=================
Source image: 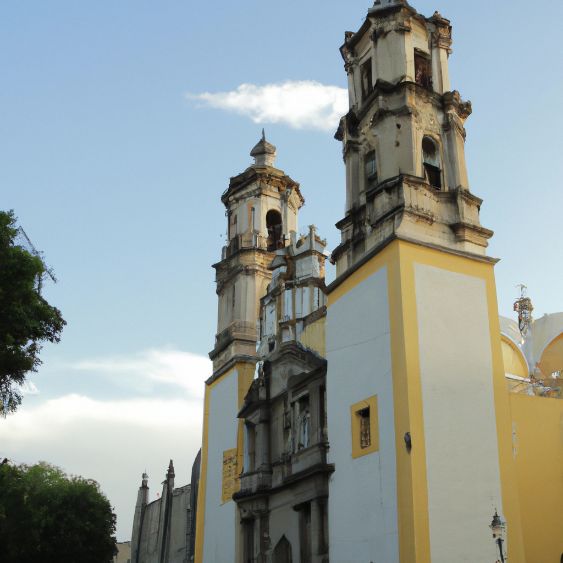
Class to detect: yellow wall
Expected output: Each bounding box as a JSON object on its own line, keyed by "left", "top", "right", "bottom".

{"left": 510, "top": 393, "right": 563, "bottom": 563}
{"left": 539, "top": 332, "right": 563, "bottom": 377}
{"left": 501, "top": 336, "right": 529, "bottom": 377}
{"left": 299, "top": 316, "right": 326, "bottom": 357}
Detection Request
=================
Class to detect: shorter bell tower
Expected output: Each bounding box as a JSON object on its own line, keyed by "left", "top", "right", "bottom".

{"left": 196, "top": 135, "right": 305, "bottom": 563}
{"left": 210, "top": 131, "right": 304, "bottom": 375}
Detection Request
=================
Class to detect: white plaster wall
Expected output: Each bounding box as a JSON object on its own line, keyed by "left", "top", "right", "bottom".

{"left": 202, "top": 371, "right": 239, "bottom": 563}
{"left": 415, "top": 264, "right": 504, "bottom": 562}
{"left": 326, "top": 267, "right": 399, "bottom": 563}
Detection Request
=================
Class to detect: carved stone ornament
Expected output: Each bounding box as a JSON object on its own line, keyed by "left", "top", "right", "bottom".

{"left": 443, "top": 90, "right": 472, "bottom": 120}
{"left": 431, "top": 16, "right": 453, "bottom": 52}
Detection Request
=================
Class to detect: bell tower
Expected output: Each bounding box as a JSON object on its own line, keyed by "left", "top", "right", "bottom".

{"left": 210, "top": 131, "right": 304, "bottom": 374}
{"left": 333, "top": 0, "right": 492, "bottom": 275}
{"left": 195, "top": 134, "right": 304, "bottom": 563}
{"left": 326, "top": 2, "right": 525, "bottom": 562}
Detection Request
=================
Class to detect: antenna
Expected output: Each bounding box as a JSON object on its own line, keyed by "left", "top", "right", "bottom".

{"left": 15, "top": 227, "right": 57, "bottom": 292}
{"left": 513, "top": 284, "right": 533, "bottom": 337}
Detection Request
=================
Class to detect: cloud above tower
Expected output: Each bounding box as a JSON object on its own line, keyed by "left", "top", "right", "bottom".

{"left": 189, "top": 80, "right": 348, "bottom": 132}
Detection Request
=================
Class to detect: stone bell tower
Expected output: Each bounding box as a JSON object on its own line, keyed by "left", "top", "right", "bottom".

{"left": 326, "top": 2, "right": 525, "bottom": 562}
{"left": 209, "top": 131, "right": 304, "bottom": 374}
{"left": 333, "top": 0, "right": 492, "bottom": 275}
{"left": 195, "top": 134, "right": 304, "bottom": 563}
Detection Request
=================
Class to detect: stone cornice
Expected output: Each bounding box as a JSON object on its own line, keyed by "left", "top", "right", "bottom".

{"left": 221, "top": 166, "right": 304, "bottom": 208}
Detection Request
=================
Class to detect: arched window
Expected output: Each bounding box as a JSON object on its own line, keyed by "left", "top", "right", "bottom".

{"left": 273, "top": 536, "right": 292, "bottom": 563}
{"left": 266, "top": 210, "right": 283, "bottom": 251}
{"left": 422, "top": 136, "right": 442, "bottom": 190}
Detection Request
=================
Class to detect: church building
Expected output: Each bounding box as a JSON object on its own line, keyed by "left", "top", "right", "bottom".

{"left": 132, "top": 1, "right": 563, "bottom": 562}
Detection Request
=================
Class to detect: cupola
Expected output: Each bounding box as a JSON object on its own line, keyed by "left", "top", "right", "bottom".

{"left": 250, "top": 129, "right": 276, "bottom": 167}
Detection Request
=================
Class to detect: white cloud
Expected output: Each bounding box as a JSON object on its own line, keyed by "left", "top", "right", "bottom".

{"left": 0, "top": 393, "right": 203, "bottom": 542}
{"left": 189, "top": 80, "right": 348, "bottom": 132}
{"left": 0, "top": 347, "right": 212, "bottom": 542}
{"left": 71, "top": 348, "right": 211, "bottom": 398}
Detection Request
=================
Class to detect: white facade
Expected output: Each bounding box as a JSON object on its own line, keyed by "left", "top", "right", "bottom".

{"left": 202, "top": 370, "right": 239, "bottom": 563}
{"left": 415, "top": 264, "right": 504, "bottom": 562}
{"left": 326, "top": 267, "right": 399, "bottom": 563}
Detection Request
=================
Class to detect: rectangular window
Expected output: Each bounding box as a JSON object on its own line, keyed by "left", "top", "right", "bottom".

{"left": 424, "top": 163, "right": 442, "bottom": 190}
{"left": 361, "top": 58, "right": 373, "bottom": 101}
{"left": 414, "top": 51, "right": 432, "bottom": 90}
{"left": 359, "top": 407, "right": 371, "bottom": 448}
{"left": 364, "top": 150, "right": 377, "bottom": 189}
{"left": 350, "top": 396, "right": 379, "bottom": 458}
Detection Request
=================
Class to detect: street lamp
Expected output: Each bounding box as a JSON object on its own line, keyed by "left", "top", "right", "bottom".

{"left": 490, "top": 511, "right": 507, "bottom": 562}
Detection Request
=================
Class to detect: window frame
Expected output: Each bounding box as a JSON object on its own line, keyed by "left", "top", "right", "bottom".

{"left": 364, "top": 149, "right": 378, "bottom": 190}
{"left": 350, "top": 395, "right": 379, "bottom": 458}
{"left": 422, "top": 135, "right": 443, "bottom": 190}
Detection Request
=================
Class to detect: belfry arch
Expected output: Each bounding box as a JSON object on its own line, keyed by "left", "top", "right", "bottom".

{"left": 266, "top": 209, "right": 283, "bottom": 251}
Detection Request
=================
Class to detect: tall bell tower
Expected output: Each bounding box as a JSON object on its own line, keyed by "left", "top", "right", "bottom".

{"left": 195, "top": 134, "right": 304, "bottom": 563}
{"left": 326, "top": 2, "right": 525, "bottom": 562}
{"left": 333, "top": 0, "right": 491, "bottom": 274}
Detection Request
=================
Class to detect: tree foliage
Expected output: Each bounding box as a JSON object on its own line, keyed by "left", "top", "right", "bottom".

{"left": 0, "top": 461, "right": 117, "bottom": 563}
{"left": 0, "top": 210, "right": 66, "bottom": 415}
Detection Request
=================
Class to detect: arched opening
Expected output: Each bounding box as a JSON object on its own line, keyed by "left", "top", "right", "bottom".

{"left": 266, "top": 209, "right": 283, "bottom": 251}
{"left": 273, "top": 535, "right": 292, "bottom": 563}
{"left": 422, "top": 136, "right": 442, "bottom": 190}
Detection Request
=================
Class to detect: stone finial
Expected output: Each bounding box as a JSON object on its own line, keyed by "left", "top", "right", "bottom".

{"left": 250, "top": 130, "right": 276, "bottom": 167}
{"left": 141, "top": 472, "right": 149, "bottom": 488}
{"left": 167, "top": 459, "right": 175, "bottom": 479}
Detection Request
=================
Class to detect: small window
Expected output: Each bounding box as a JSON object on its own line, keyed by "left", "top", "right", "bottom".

{"left": 351, "top": 396, "right": 379, "bottom": 458}
{"left": 422, "top": 136, "right": 442, "bottom": 190}
{"left": 361, "top": 58, "right": 373, "bottom": 101}
{"left": 359, "top": 407, "right": 371, "bottom": 449}
{"left": 266, "top": 209, "right": 283, "bottom": 251}
{"left": 364, "top": 150, "right": 377, "bottom": 189}
{"left": 415, "top": 51, "right": 432, "bottom": 90}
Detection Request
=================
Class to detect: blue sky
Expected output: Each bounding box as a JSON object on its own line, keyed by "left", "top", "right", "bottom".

{"left": 0, "top": 0, "right": 561, "bottom": 541}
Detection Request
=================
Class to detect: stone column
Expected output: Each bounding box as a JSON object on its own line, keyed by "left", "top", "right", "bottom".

{"left": 344, "top": 141, "right": 361, "bottom": 213}
{"left": 310, "top": 498, "right": 323, "bottom": 563}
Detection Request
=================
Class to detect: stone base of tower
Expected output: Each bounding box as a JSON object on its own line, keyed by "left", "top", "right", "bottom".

{"left": 326, "top": 238, "right": 526, "bottom": 563}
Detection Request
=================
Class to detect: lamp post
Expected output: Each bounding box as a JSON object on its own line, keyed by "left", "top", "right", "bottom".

{"left": 490, "top": 511, "right": 507, "bottom": 562}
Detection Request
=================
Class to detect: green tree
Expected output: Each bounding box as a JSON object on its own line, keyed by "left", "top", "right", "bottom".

{"left": 0, "top": 461, "right": 117, "bottom": 563}
{"left": 0, "top": 210, "right": 66, "bottom": 415}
